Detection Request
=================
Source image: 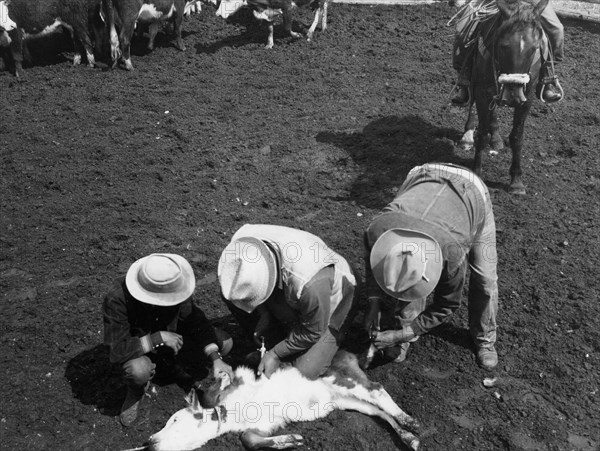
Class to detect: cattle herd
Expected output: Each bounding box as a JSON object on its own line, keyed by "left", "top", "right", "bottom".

{"left": 0, "top": 0, "right": 328, "bottom": 75}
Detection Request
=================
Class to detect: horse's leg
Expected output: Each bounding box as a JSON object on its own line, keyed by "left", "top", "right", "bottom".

{"left": 488, "top": 107, "right": 503, "bottom": 155}
{"left": 459, "top": 101, "right": 476, "bottom": 151}
{"left": 507, "top": 102, "right": 532, "bottom": 195}
{"left": 472, "top": 88, "right": 492, "bottom": 177}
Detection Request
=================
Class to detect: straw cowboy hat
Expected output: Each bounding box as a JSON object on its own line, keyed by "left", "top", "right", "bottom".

{"left": 126, "top": 254, "right": 196, "bottom": 306}
{"left": 218, "top": 236, "right": 277, "bottom": 313}
{"left": 370, "top": 229, "right": 443, "bottom": 301}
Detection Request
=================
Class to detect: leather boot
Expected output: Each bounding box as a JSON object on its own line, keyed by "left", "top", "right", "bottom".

{"left": 542, "top": 82, "right": 562, "bottom": 103}
{"left": 476, "top": 345, "right": 498, "bottom": 371}
{"left": 119, "top": 385, "right": 146, "bottom": 427}
{"left": 540, "top": 62, "right": 562, "bottom": 103}
{"left": 451, "top": 85, "right": 470, "bottom": 106}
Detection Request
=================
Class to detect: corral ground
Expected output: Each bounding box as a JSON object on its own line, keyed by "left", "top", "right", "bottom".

{"left": 1, "top": 3, "right": 599, "bottom": 451}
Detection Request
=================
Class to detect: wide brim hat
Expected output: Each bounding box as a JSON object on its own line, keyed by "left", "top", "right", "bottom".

{"left": 218, "top": 236, "right": 277, "bottom": 313}
{"left": 126, "top": 254, "right": 195, "bottom": 306}
{"left": 370, "top": 228, "right": 443, "bottom": 302}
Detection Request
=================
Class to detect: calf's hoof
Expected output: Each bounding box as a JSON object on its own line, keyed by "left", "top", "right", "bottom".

{"left": 509, "top": 185, "right": 526, "bottom": 195}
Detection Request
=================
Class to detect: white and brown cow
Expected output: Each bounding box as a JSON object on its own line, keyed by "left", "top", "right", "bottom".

{"left": 216, "top": 0, "right": 328, "bottom": 49}
{"left": 147, "top": 351, "right": 421, "bottom": 451}
{"left": 3, "top": 0, "right": 108, "bottom": 78}
{"left": 104, "top": 0, "right": 186, "bottom": 70}
{"left": 0, "top": 1, "right": 17, "bottom": 33}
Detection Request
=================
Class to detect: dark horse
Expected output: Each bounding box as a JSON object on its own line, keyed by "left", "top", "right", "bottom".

{"left": 460, "top": 0, "right": 550, "bottom": 195}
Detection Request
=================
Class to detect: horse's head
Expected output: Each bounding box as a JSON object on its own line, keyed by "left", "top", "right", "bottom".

{"left": 494, "top": 0, "right": 547, "bottom": 106}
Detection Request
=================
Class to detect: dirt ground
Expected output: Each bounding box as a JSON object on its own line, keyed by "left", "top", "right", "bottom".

{"left": 1, "top": 3, "right": 599, "bottom": 451}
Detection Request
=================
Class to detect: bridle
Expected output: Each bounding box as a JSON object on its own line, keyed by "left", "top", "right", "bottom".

{"left": 490, "top": 22, "right": 537, "bottom": 108}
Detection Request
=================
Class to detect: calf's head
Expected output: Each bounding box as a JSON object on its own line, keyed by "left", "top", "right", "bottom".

{"left": 148, "top": 389, "right": 224, "bottom": 451}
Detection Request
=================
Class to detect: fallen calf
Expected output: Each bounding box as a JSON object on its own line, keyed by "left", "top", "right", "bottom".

{"left": 147, "top": 350, "right": 420, "bottom": 450}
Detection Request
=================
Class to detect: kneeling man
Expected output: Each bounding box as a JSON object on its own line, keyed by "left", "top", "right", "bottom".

{"left": 218, "top": 224, "right": 358, "bottom": 379}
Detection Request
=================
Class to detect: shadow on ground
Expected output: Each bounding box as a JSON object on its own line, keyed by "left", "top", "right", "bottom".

{"left": 317, "top": 115, "right": 472, "bottom": 209}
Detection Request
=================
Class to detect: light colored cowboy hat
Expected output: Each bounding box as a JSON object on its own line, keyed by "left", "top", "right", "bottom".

{"left": 126, "top": 254, "right": 195, "bottom": 306}
{"left": 218, "top": 236, "right": 277, "bottom": 313}
{"left": 370, "top": 229, "right": 443, "bottom": 301}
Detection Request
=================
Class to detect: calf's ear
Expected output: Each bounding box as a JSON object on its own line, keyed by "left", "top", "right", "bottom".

{"left": 218, "top": 373, "right": 232, "bottom": 391}
{"left": 533, "top": 0, "right": 549, "bottom": 17}
{"left": 185, "top": 388, "right": 203, "bottom": 413}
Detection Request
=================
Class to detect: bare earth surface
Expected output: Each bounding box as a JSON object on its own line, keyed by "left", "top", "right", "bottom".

{"left": 1, "top": 4, "right": 599, "bottom": 451}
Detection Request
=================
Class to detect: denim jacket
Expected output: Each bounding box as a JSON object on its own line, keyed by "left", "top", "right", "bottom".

{"left": 365, "top": 164, "right": 487, "bottom": 335}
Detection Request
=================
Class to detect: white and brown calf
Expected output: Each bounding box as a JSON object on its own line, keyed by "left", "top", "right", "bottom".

{"left": 216, "top": 0, "right": 328, "bottom": 49}
{"left": 147, "top": 351, "right": 421, "bottom": 451}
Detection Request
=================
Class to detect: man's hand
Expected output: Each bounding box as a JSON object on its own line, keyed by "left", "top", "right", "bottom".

{"left": 253, "top": 308, "right": 273, "bottom": 347}
{"left": 363, "top": 299, "right": 382, "bottom": 334}
{"left": 160, "top": 331, "right": 183, "bottom": 355}
{"left": 257, "top": 351, "right": 280, "bottom": 379}
{"left": 213, "top": 358, "right": 234, "bottom": 381}
{"left": 372, "top": 326, "right": 416, "bottom": 350}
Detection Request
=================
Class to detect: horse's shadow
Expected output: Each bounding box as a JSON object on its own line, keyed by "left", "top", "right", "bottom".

{"left": 316, "top": 115, "right": 472, "bottom": 210}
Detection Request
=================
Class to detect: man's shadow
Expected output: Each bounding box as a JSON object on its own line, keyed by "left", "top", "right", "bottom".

{"left": 64, "top": 345, "right": 125, "bottom": 417}
{"left": 316, "top": 115, "right": 472, "bottom": 210}
{"left": 64, "top": 339, "right": 220, "bottom": 417}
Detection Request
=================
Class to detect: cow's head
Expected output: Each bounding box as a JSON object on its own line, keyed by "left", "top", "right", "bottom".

{"left": 0, "top": 0, "right": 17, "bottom": 33}
{"left": 215, "top": 0, "right": 247, "bottom": 19}
{"left": 148, "top": 388, "right": 224, "bottom": 451}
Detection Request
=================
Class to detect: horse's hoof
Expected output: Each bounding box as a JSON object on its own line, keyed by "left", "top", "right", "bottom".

{"left": 509, "top": 186, "right": 526, "bottom": 195}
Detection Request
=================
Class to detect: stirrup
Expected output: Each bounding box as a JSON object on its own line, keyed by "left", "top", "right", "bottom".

{"left": 539, "top": 78, "right": 564, "bottom": 103}
{"left": 449, "top": 84, "right": 471, "bottom": 107}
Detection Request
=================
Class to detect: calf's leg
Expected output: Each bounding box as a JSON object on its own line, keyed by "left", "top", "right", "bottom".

{"left": 241, "top": 430, "right": 304, "bottom": 450}
{"left": 333, "top": 396, "right": 420, "bottom": 451}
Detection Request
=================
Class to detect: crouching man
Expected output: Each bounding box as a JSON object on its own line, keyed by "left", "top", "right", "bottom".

{"left": 218, "top": 224, "right": 358, "bottom": 380}
{"left": 364, "top": 163, "right": 499, "bottom": 370}
{"left": 103, "top": 253, "right": 234, "bottom": 426}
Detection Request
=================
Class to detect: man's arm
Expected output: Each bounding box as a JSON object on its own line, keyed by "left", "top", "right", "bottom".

{"left": 410, "top": 263, "right": 466, "bottom": 335}
{"left": 179, "top": 302, "right": 221, "bottom": 358}
{"left": 270, "top": 266, "right": 333, "bottom": 359}
{"left": 103, "top": 287, "right": 162, "bottom": 364}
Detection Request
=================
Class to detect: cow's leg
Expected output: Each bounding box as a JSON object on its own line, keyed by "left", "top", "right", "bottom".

{"left": 306, "top": 8, "right": 320, "bottom": 41}
{"left": 321, "top": 0, "right": 328, "bottom": 31}
{"left": 173, "top": 8, "right": 186, "bottom": 51}
{"left": 333, "top": 396, "right": 420, "bottom": 451}
{"left": 8, "top": 28, "right": 24, "bottom": 79}
{"left": 507, "top": 102, "right": 531, "bottom": 195}
{"left": 459, "top": 101, "right": 476, "bottom": 151}
{"left": 265, "top": 22, "right": 275, "bottom": 49}
{"left": 282, "top": 7, "right": 302, "bottom": 39}
{"left": 240, "top": 430, "right": 304, "bottom": 450}
{"left": 73, "top": 27, "right": 96, "bottom": 67}
{"left": 147, "top": 22, "right": 159, "bottom": 50}
{"left": 120, "top": 20, "right": 136, "bottom": 70}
